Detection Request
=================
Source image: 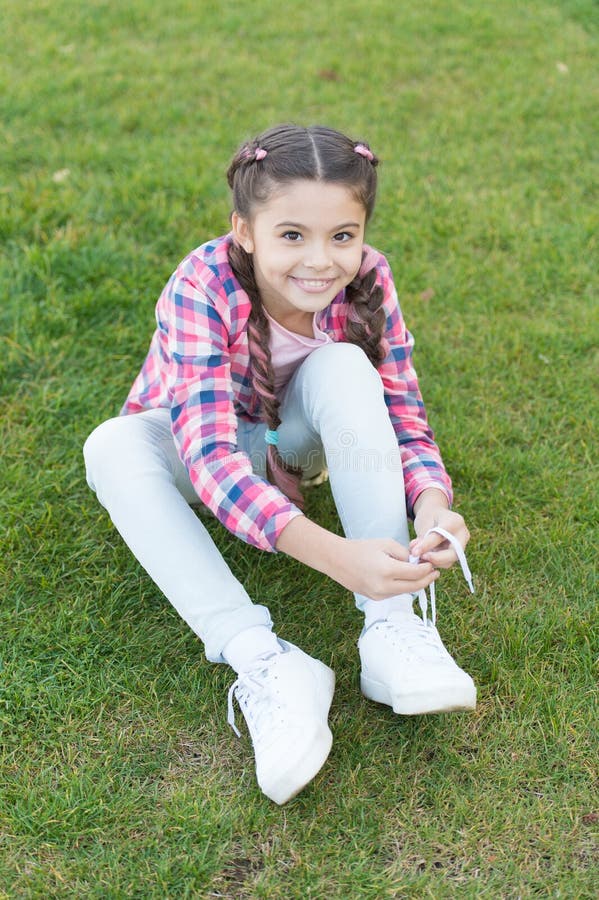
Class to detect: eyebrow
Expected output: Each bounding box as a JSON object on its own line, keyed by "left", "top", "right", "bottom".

{"left": 275, "top": 221, "right": 362, "bottom": 230}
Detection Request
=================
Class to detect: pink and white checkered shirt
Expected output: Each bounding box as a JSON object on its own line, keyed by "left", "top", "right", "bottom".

{"left": 121, "top": 233, "right": 452, "bottom": 552}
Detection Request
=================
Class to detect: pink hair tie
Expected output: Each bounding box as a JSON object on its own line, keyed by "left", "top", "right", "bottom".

{"left": 354, "top": 143, "right": 374, "bottom": 162}
{"left": 254, "top": 147, "right": 268, "bottom": 160}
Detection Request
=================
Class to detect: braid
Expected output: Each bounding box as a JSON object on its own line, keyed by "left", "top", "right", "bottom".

{"left": 228, "top": 242, "right": 305, "bottom": 509}
{"left": 344, "top": 263, "right": 387, "bottom": 367}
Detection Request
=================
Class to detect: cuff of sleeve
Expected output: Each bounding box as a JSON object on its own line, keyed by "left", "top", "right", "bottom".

{"left": 264, "top": 507, "right": 304, "bottom": 553}
{"left": 408, "top": 482, "right": 453, "bottom": 519}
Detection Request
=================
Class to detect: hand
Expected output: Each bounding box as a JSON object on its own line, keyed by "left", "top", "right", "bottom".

{"left": 334, "top": 537, "right": 439, "bottom": 602}
{"left": 411, "top": 501, "right": 470, "bottom": 570}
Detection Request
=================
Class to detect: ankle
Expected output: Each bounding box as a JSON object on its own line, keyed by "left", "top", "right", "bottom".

{"left": 223, "top": 625, "right": 283, "bottom": 674}
{"left": 362, "top": 594, "right": 414, "bottom": 630}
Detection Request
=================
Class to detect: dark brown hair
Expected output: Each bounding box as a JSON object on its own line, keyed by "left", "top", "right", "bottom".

{"left": 227, "top": 124, "right": 386, "bottom": 508}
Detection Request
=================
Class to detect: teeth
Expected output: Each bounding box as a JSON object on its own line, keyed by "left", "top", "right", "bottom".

{"left": 297, "top": 279, "right": 330, "bottom": 287}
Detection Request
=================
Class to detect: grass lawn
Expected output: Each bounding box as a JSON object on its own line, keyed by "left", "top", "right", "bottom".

{"left": 1, "top": 0, "right": 597, "bottom": 896}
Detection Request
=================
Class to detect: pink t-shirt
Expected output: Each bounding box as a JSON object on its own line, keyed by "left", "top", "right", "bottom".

{"left": 266, "top": 310, "right": 333, "bottom": 394}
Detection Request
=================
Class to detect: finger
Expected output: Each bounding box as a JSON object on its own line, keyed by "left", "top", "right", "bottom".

{"left": 420, "top": 547, "right": 458, "bottom": 569}
{"left": 410, "top": 532, "right": 448, "bottom": 557}
{"left": 394, "top": 569, "right": 440, "bottom": 593}
{"left": 411, "top": 525, "right": 469, "bottom": 559}
{"left": 371, "top": 568, "right": 440, "bottom": 601}
{"left": 398, "top": 561, "right": 436, "bottom": 581}
{"left": 382, "top": 541, "right": 410, "bottom": 562}
{"left": 388, "top": 562, "right": 437, "bottom": 589}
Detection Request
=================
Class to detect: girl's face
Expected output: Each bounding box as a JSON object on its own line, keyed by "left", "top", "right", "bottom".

{"left": 232, "top": 179, "right": 366, "bottom": 330}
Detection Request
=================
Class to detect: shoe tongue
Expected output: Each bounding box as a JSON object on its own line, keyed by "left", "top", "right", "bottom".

{"left": 383, "top": 610, "right": 432, "bottom": 636}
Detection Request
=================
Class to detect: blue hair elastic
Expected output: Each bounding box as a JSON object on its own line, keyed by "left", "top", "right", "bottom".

{"left": 264, "top": 429, "right": 279, "bottom": 446}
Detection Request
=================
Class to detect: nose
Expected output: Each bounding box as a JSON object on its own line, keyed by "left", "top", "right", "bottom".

{"left": 303, "top": 240, "right": 333, "bottom": 272}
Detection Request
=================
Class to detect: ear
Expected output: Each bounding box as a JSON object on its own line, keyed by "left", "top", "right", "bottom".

{"left": 231, "top": 212, "right": 254, "bottom": 254}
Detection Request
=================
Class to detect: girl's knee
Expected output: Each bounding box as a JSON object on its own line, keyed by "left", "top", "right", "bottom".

{"left": 83, "top": 416, "right": 126, "bottom": 488}
{"left": 310, "top": 342, "right": 383, "bottom": 397}
{"left": 84, "top": 415, "right": 117, "bottom": 460}
{"left": 83, "top": 414, "right": 153, "bottom": 480}
{"left": 84, "top": 409, "right": 170, "bottom": 464}
{"left": 83, "top": 409, "right": 179, "bottom": 498}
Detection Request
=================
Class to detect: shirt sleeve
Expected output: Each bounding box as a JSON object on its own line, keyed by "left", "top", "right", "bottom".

{"left": 162, "top": 269, "right": 303, "bottom": 552}
{"left": 375, "top": 257, "right": 453, "bottom": 515}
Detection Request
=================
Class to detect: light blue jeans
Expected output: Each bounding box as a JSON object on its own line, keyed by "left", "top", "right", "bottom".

{"left": 83, "top": 343, "right": 410, "bottom": 662}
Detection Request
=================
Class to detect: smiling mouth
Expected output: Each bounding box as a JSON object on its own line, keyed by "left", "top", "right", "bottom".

{"left": 291, "top": 277, "right": 336, "bottom": 292}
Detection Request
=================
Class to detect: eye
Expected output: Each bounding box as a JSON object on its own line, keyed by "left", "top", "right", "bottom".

{"left": 282, "top": 230, "right": 302, "bottom": 242}
{"left": 333, "top": 231, "right": 354, "bottom": 243}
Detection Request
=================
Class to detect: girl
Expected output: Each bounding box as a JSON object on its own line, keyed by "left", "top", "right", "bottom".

{"left": 83, "top": 124, "right": 476, "bottom": 806}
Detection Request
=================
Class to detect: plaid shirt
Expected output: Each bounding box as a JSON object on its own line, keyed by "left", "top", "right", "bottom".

{"left": 122, "top": 233, "right": 452, "bottom": 552}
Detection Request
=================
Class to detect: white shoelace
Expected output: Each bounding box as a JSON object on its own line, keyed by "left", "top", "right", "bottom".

{"left": 408, "top": 526, "right": 474, "bottom": 626}
{"left": 227, "top": 652, "right": 282, "bottom": 738}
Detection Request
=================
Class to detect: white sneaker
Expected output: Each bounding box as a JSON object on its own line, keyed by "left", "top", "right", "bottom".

{"left": 359, "top": 609, "right": 476, "bottom": 714}
{"left": 300, "top": 467, "right": 329, "bottom": 488}
{"left": 359, "top": 526, "right": 476, "bottom": 715}
{"left": 227, "top": 641, "right": 335, "bottom": 804}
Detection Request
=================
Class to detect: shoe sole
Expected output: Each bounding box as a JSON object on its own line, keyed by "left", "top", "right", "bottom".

{"left": 360, "top": 673, "right": 476, "bottom": 715}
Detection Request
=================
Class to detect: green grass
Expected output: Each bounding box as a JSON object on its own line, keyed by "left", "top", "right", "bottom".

{"left": 1, "top": 0, "right": 597, "bottom": 896}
